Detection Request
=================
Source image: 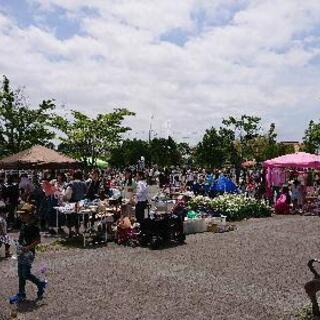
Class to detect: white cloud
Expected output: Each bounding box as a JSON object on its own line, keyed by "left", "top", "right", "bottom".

{"left": 1, "top": 0, "right": 320, "bottom": 144}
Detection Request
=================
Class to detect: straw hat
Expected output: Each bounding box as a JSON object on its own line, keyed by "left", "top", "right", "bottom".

{"left": 17, "top": 203, "right": 35, "bottom": 215}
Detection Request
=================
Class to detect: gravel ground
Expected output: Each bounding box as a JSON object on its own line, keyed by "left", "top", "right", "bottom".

{"left": 0, "top": 215, "right": 319, "bottom": 320}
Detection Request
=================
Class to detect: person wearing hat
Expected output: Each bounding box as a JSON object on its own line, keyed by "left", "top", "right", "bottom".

{"left": 10, "top": 203, "right": 47, "bottom": 303}
{"left": 0, "top": 199, "right": 11, "bottom": 258}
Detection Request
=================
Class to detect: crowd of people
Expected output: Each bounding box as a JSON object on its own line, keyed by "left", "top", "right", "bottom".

{"left": 0, "top": 166, "right": 246, "bottom": 256}
{"left": 0, "top": 168, "right": 151, "bottom": 303}
{"left": 1, "top": 166, "right": 319, "bottom": 245}
{"left": 0, "top": 168, "right": 151, "bottom": 235}
{"left": 274, "top": 177, "right": 320, "bottom": 215}
{"left": 0, "top": 166, "right": 267, "bottom": 237}
{"left": 1, "top": 164, "right": 320, "bottom": 303}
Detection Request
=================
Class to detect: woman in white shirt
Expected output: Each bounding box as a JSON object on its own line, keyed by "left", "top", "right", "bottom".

{"left": 135, "top": 171, "right": 148, "bottom": 224}
{"left": 123, "top": 169, "right": 136, "bottom": 203}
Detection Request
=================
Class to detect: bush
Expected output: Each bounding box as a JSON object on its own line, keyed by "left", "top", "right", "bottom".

{"left": 188, "top": 194, "right": 272, "bottom": 221}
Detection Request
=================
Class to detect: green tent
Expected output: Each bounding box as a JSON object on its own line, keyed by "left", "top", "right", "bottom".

{"left": 86, "top": 158, "right": 108, "bottom": 169}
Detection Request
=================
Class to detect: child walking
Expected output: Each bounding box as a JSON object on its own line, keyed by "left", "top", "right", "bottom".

{"left": 10, "top": 203, "right": 47, "bottom": 303}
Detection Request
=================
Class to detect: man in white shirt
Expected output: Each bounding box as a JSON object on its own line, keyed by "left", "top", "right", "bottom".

{"left": 187, "top": 170, "right": 195, "bottom": 187}
{"left": 135, "top": 171, "right": 148, "bottom": 223}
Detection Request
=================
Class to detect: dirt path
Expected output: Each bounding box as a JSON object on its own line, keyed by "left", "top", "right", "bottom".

{"left": 0, "top": 215, "right": 318, "bottom": 319}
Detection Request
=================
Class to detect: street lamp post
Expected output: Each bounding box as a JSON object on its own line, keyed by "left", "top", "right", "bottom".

{"left": 148, "top": 114, "right": 154, "bottom": 143}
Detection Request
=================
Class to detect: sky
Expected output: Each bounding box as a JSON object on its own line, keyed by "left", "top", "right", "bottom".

{"left": 0, "top": 0, "right": 320, "bottom": 145}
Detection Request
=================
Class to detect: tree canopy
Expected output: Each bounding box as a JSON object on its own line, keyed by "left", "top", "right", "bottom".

{"left": 149, "top": 137, "right": 181, "bottom": 167}
{"left": 54, "top": 108, "right": 135, "bottom": 167}
{"left": 195, "top": 127, "right": 230, "bottom": 169}
{"left": 0, "top": 76, "right": 306, "bottom": 168}
{"left": 194, "top": 115, "right": 296, "bottom": 179}
{"left": 109, "top": 139, "right": 150, "bottom": 168}
{"left": 0, "top": 76, "right": 56, "bottom": 157}
{"left": 303, "top": 120, "right": 320, "bottom": 154}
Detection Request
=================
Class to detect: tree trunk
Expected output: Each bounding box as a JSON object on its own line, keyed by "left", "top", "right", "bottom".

{"left": 235, "top": 163, "right": 241, "bottom": 184}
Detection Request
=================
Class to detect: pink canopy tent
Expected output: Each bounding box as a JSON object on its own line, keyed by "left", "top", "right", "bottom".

{"left": 264, "top": 152, "right": 320, "bottom": 197}
{"left": 264, "top": 152, "right": 320, "bottom": 169}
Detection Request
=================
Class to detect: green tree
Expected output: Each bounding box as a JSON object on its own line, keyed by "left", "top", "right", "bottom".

{"left": 110, "top": 137, "right": 187, "bottom": 168}
{"left": 222, "top": 115, "right": 262, "bottom": 160}
{"left": 303, "top": 120, "right": 320, "bottom": 153}
{"left": 53, "top": 108, "right": 135, "bottom": 167}
{"left": 267, "top": 123, "right": 277, "bottom": 144}
{"left": 0, "top": 76, "right": 56, "bottom": 156}
{"left": 260, "top": 123, "right": 279, "bottom": 160}
{"left": 195, "top": 127, "right": 229, "bottom": 169}
{"left": 277, "top": 143, "right": 295, "bottom": 155}
{"left": 109, "top": 139, "right": 150, "bottom": 168}
{"left": 221, "top": 115, "right": 262, "bottom": 182}
{"left": 245, "top": 123, "right": 279, "bottom": 161}
{"left": 149, "top": 136, "right": 181, "bottom": 167}
{"left": 194, "top": 117, "right": 294, "bottom": 175}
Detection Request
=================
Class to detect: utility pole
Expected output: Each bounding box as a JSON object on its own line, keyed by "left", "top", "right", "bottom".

{"left": 148, "top": 114, "right": 154, "bottom": 143}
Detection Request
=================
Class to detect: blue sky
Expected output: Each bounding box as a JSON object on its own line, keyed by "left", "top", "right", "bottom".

{"left": 0, "top": 0, "right": 94, "bottom": 39}
{"left": 0, "top": 0, "right": 320, "bottom": 143}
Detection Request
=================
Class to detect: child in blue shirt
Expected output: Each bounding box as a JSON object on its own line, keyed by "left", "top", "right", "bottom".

{"left": 10, "top": 203, "right": 47, "bottom": 303}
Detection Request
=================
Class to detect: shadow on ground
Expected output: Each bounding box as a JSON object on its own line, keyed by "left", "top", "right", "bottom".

{"left": 16, "top": 299, "right": 47, "bottom": 314}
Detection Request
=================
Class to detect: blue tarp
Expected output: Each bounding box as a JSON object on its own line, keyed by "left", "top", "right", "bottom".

{"left": 210, "top": 176, "right": 238, "bottom": 193}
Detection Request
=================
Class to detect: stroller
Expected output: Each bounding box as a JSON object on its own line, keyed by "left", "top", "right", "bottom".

{"left": 115, "top": 217, "right": 140, "bottom": 247}
{"left": 117, "top": 227, "right": 140, "bottom": 247}
{"left": 139, "top": 204, "right": 186, "bottom": 250}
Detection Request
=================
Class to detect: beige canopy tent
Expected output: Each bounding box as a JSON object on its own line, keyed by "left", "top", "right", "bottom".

{"left": 0, "top": 145, "right": 81, "bottom": 169}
